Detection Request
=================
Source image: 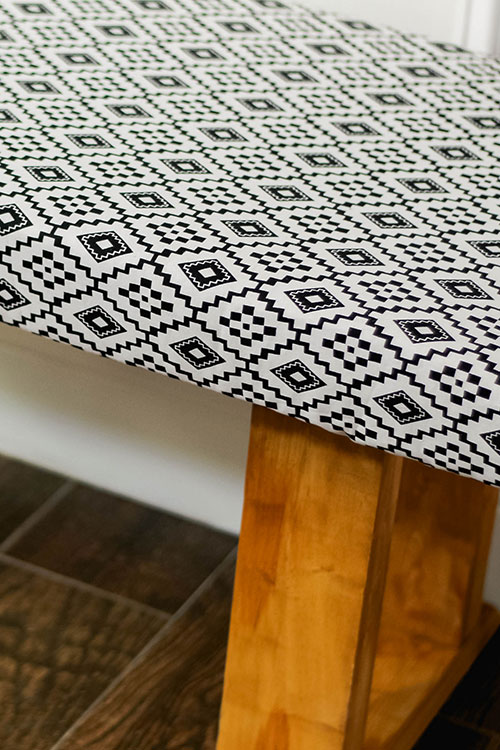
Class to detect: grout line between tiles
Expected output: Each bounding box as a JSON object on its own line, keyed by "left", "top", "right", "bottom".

{"left": 0, "top": 480, "right": 75, "bottom": 553}
{"left": 48, "top": 544, "right": 238, "bottom": 750}
{"left": 0, "top": 552, "right": 171, "bottom": 622}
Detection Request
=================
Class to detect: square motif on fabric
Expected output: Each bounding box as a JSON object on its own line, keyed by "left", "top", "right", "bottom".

{"left": 272, "top": 360, "right": 326, "bottom": 393}
{"left": 0, "top": 204, "right": 32, "bottom": 236}
{"left": 0, "top": 280, "right": 29, "bottom": 310}
{"left": 75, "top": 306, "right": 126, "bottom": 338}
{"left": 171, "top": 337, "right": 224, "bottom": 369}
{"left": 180, "top": 259, "right": 235, "bottom": 291}
{"left": 78, "top": 231, "right": 133, "bottom": 262}
{"left": 286, "top": 287, "right": 342, "bottom": 313}
{"left": 375, "top": 391, "right": 431, "bottom": 425}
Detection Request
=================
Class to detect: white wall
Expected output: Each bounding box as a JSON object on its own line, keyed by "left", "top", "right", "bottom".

{"left": 464, "top": 0, "right": 500, "bottom": 54}
{"left": 0, "top": 324, "right": 250, "bottom": 534}
{"left": 308, "top": 0, "right": 500, "bottom": 54}
{"left": 311, "top": 0, "right": 470, "bottom": 45}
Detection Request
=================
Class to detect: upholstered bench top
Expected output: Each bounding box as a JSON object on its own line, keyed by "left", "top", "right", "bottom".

{"left": 0, "top": 0, "right": 499, "bottom": 486}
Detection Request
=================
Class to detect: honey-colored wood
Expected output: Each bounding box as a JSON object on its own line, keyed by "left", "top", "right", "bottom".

{"left": 217, "top": 406, "right": 402, "bottom": 750}
{"left": 365, "top": 459, "right": 500, "bottom": 750}
{"left": 343, "top": 453, "right": 403, "bottom": 749}
{"left": 377, "top": 460, "right": 499, "bottom": 651}
{"left": 462, "top": 491, "right": 498, "bottom": 638}
{"left": 216, "top": 406, "right": 499, "bottom": 750}
{"left": 365, "top": 604, "right": 500, "bottom": 750}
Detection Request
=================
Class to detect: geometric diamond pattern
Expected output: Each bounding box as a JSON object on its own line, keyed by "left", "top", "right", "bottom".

{"left": 286, "top": 287, "right": 342, "bottom": 313}
{"left": 78, "top": 231, "right": 133, "bottom": 263}
{"left": 0, "top": 205, "right": 31, "bottom": 236}
{"left": 483, "top": 430, "right": 500, "bottom": 455}
{"left": 0, "top": 0, "right": 498, "bottom": 488}
{"left": 437, "top": 279, "right": 492, "bottom": 300}
{"left": 375, "top": 391, "right": 431, "bottom": 425}
{"left": 0, "top": 279, "right": 29, "bottom": 310}
{"left": 469, "top": 240, "right": 500, "bottom": 257}
{"left": 180, "top": 260, "right": 235, "bottom": 291}
{"left": 272, "top": 360, "right": 326, "bottom": 393}
{"left": 75, "top": 306, "right": 125, "bottom": 338}
{"left": 396, "top": 319, "right": 453, "bottom": 344}
{"left": 171, "top": 337, "right": 224, "bottom": 369}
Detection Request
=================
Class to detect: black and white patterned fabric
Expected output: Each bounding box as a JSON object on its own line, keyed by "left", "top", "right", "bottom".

{"left": 0, "top": 0, "right": 500, "bottom": 487}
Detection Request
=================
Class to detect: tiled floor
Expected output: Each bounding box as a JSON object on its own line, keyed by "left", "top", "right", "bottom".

{"left": 0, "top": 455, "right": 498, "bottom": 750}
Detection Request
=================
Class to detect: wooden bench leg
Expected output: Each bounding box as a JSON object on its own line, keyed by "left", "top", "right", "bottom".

{"left": 217, "top": 406, "right": 500, "bottom": 750}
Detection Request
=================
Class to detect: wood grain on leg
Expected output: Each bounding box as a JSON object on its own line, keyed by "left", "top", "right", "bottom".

{"left": 365, "top": 460, "right": 500, "bottom": 750}
{"left": 217, "top": 406, "right": 499, "bottom": 750}
{"left": 217, "top": 406, "right": 403, "bottom": 750}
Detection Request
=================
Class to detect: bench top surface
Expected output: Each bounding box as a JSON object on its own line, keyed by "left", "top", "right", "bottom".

{"left": 0, "top": 0, "right": 499, "bottom": 487}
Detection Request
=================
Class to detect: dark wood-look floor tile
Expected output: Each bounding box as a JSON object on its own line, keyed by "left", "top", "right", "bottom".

{"left": 56, "top": 555, "right": 235, "bottom": 750}
{"left": 0, "top": 560, "right": 163, "bottom": 750}
{"left": 0, "top": 457, "right": 66, "bottom": 544}
{"left": 8, "top": 484, "right": 237, "bottom": 614}
{"left": 441, "top": 627, "right": 500, "bottom": 734}
{"left": 413, "top": 716, "right": 497, "bottom": 750}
